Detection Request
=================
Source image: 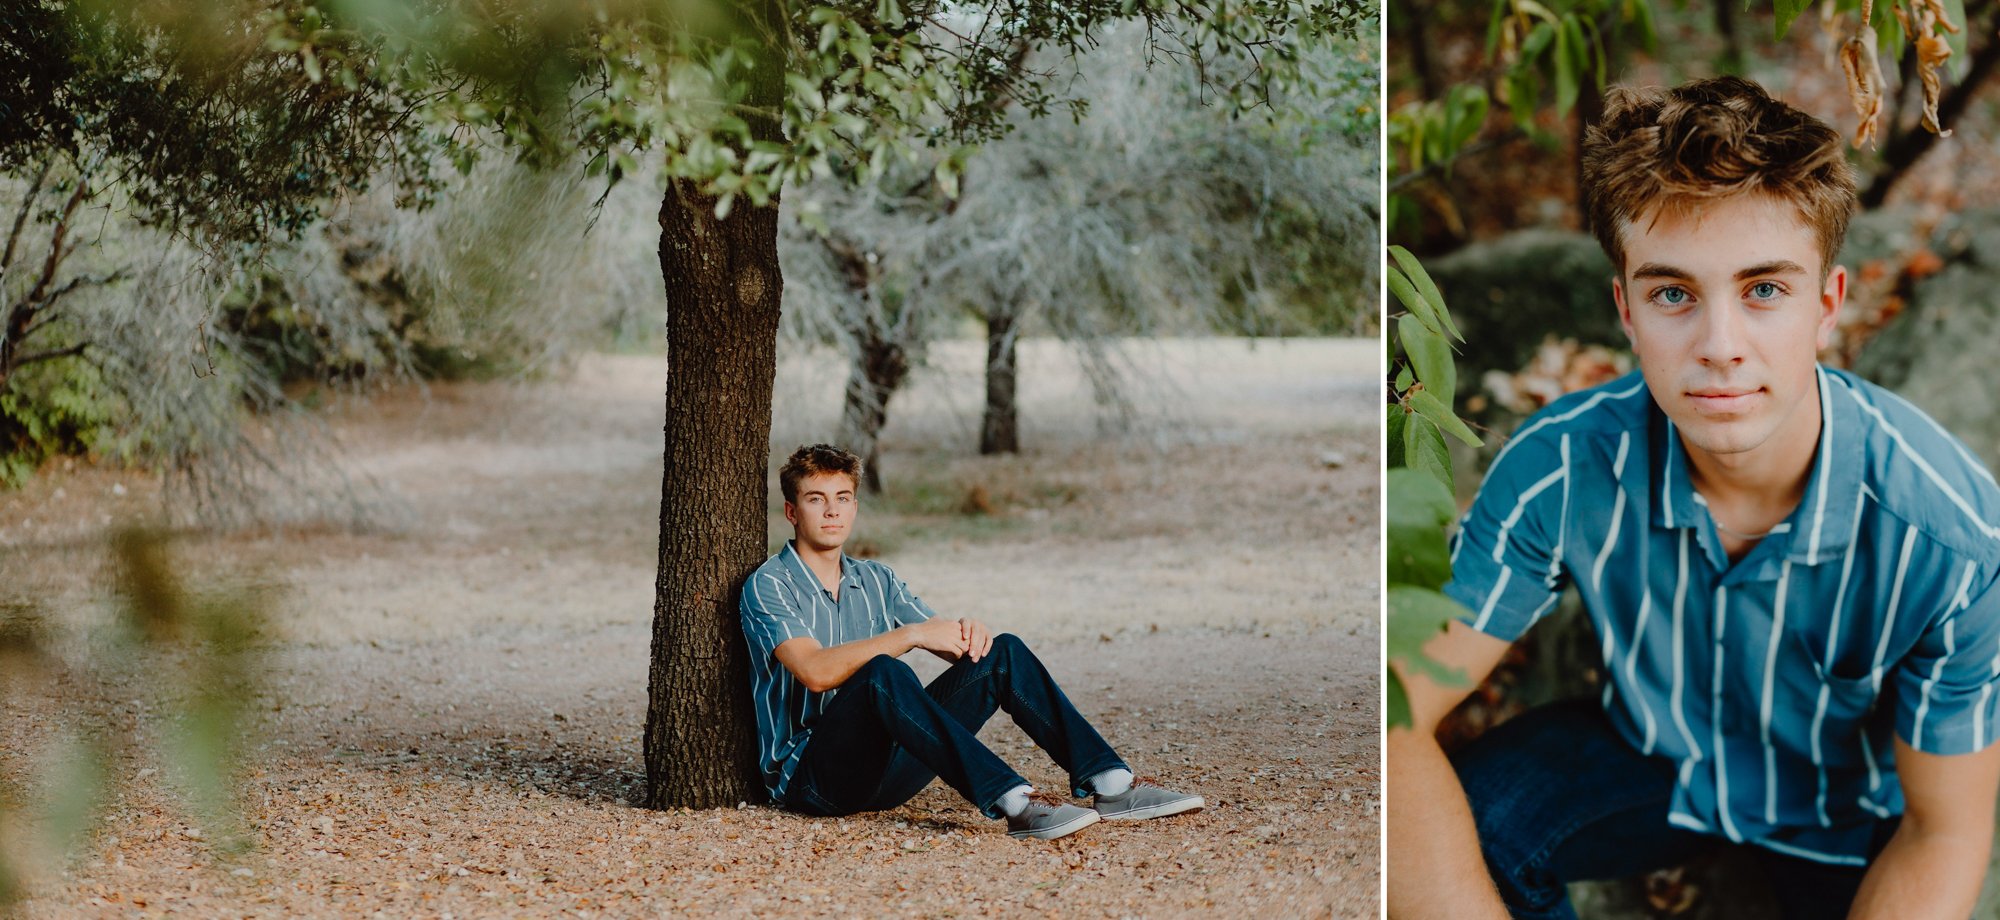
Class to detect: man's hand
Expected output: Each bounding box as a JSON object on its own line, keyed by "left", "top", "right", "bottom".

{"left": 959, "top": 618, "right": 994, "bottom": 662}
{"left": 905, "top": 617, "right": 970, "bottom": 660}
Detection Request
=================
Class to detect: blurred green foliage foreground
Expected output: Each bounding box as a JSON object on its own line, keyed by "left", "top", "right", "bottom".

{"left": 0, "top": 529, "right": 266, "bottom": 910}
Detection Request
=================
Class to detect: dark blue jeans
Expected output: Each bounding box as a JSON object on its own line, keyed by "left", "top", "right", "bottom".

{"left": 1455, "top": 698, "right": 1897, "bottom": 920}
{"left": 780, "top": 633, "right": 1128, "bottom": 820}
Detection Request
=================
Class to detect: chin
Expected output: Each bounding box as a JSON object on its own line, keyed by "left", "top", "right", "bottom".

{"left": 1674, "top": 418, "right": 1773, "bottom": 457}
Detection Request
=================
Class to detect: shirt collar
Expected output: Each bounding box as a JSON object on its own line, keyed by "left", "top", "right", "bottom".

{"left": 1644, "top": 364, "right": 1865, "bottom": 567}
{"left": 781, "top": 540, "right": 860, "bottom": 598}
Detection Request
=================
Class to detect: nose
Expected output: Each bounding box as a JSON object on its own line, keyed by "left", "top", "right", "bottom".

{"left": 1693, "top": 301, "right": 1749, "bottom": 369}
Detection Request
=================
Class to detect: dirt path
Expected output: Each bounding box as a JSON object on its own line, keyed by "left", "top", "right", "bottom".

{"left": 3, "top": 337, "right": 1381, "bottom": 918}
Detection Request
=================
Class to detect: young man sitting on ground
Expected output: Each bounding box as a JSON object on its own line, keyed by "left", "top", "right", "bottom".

{"left": 741, "top": 443, "right": 1203, "bottom": 840}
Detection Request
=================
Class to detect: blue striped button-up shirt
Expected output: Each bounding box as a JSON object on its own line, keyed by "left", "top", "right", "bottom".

{"left": 1445, "top": 366, "right": 2000, "bottom": 865}
{"left": 740, "top": 542, "right": 938, "bottom": 800}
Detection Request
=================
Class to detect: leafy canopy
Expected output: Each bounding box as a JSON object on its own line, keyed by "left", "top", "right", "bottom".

{"left": 3, "top": 0, "right": 1375, "bottom": 246}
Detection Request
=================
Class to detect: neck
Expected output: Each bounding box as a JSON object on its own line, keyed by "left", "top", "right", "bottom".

{"left": 792, "top": 538, "right": 843, "bottom": 583}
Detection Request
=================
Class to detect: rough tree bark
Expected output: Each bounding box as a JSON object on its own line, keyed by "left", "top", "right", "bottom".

{"left": 979, "top": 304, "right": 1020, "bottom": 455}
{"left": 641, "top": 14, "right": 786, "bottom": 808}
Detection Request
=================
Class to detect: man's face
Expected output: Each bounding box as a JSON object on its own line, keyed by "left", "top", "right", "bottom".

{"left": 785, "top": 471, "right": 858, "bottom": 552}
{"left": 1612, "top": 194, "right": 1845, "bottom": 462}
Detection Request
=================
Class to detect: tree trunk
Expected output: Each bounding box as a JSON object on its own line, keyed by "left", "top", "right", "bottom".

{"left": 980, "top": 306, "right": 1019, "bottom": 455}
{"left": 641, "top": 184, "right": 781, "bottom": 809}
{"left": 838, "top": 335, "right": 908, "bottom": 494}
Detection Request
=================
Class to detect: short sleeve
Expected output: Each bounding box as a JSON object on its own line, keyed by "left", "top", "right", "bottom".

{"left": 1442, "top": 429, "right": 1573, "bottom": 641}
{"left": 875, "top": 564, "right": 936, "bottom": 627}
{"left": 1896, "top": 560, "right": 2000, "bottom": 755}
{"left": 740, "top": 569, "right": 813, "bottom": 659}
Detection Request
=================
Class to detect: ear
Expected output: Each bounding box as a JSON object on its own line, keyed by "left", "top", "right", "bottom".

{"left": 1816, "top": 264, "right": 1847, "bottom": 353}
{"left": 1612, "top": 275, "right": 1637, "bottom": 344}
{"left": 783, "top": 501, "right": 798, "bottom": 526}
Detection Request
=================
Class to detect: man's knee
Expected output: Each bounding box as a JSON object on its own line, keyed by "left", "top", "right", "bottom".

{"left": 988, "top": 632, "right": 1029, "bottom": 659}
{"left": 854, "top": 654, "right": 919, "bottom": 690}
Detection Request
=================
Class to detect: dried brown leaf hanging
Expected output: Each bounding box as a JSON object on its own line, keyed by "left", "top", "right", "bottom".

{"left": 1900, "top": 0, "right": 1960, "bottom": 137}
{"left": 1840, "top": 20, "right": 1885, "bottom": 148}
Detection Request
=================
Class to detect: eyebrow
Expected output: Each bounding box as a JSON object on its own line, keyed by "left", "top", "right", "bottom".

{"left": 1629, "top": 260, "right": 1809, "bottom": 282}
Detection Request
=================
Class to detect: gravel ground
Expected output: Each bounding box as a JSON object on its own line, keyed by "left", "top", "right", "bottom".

{"left": 1, "top": 338, "right": 1381, "bottom": 918}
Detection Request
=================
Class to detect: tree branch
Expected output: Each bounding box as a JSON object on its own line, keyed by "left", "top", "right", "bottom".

{"left": 1, "top": 159, "right": 53, "bottom": 282}
{"left": 13, "top": 341, "right": 89, "bottom": 369}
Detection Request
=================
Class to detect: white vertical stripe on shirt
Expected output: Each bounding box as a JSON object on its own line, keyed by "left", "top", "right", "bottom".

{"left": 1869, "top": 526, "right": 1921, "bottom": 695}
{"left": 1670, "top": 529, "right": 1702, "bottom": 765}
{"left": 1549, "top": 434, "right": 1571, "bottom": 589}
{"left": 1914, "top": 562, "right": 1978, "bottom": 749}
{"left": 1592, "top": 432, "right": 1631, "bottom": 593}
{"left": 1761, "top": 560, "right": 1792, "bottom": 825}
{"left": 1473, "top": 566, "right": 1513, "bottom": 634}
{"left": 1812, "top": 682, "right": 1833, "bottom": 828}
{"left": 1812, "top": 480, "right": 1869, "bottom": 824}
{"left": 1713, "top": 584, "right": 1741, "bottom": 842}
{"left": 1492, "top": 466, "right": 1567, "bottom": 564}
{"left": 1662, "top": 420, "right": 1679, "bottom": 529}
{"left": 1490, "top": 377, "right": 1647, "bottom": 468}
{"left": 1808, "top": 367, "right": 1834, "bottom": 565}
{"left": 1914, "top": 619, "right": 1957, "bottom": 750}
{"left": 1627, "top": 589, "right": 1659, "bottom": 754}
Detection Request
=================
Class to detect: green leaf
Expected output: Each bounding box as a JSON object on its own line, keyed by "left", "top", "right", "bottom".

{"left": 1942, "top": 0, "right": 1970, "bottom": 79}
{"left": 1506, "top": 68, "right": 1539, "bottom": 128}
{"left": 1386, "top": 264, "right": 1444, "bottom": 338}
{"left": 1387, "top": 670, "right": 1413, "bottom": 730}
{"left": 1388, "top": 586, "right": 1472, "bottom": 686}
{"left": 1399, "top": 314, "right": 1454, "bottom": 405}
{"left": 1552, "top": 18, "right": 1579, "bottom": 116}
{"left": 1387, "top": 468, "right": 1455, "bottom": 590}
{"left": 1774, "top": 0, "right": 1815, "bottom": 40}
{"left": 1386, "top": 403, "right": 1407, "bottom": 469}
{"left": 1389, "top": 246, "right": 1461, "bottom": 340}
{"left": 1403, "top": 410, "right": 1452, "bottom": 495}
{"left": 1522, "top": 21, "right": 1556, "bottom": 58}
{"left": 1387, "top": 466, "right": 1455, "bottom": 532}
{"left": 1393, "top": 364, "right": 1414, "bottom": 392}
{"left": 1443, "top": 85, "right": 1489, "bottom": 154}
{"left": 1409, "top": 387, "right": 1481, "bottom": 448}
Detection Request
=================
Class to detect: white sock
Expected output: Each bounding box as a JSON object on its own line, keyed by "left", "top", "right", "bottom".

{"left": 996, "top": 784, "right": 1036, "bottom": 818}
{"left": 1090, "top": 768, "right": 1134, "bottom": 797}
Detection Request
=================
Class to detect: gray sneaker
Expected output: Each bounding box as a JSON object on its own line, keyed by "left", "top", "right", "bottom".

{"left": 1093, "top": 777, "right": 1204, "bottom": 821}
{"left": 1006, "top": 791, "right": 1102, "bottom": 840}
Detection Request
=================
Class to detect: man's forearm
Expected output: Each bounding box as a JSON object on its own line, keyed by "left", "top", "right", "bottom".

{"left": 1848, "top": 819, "right": 1990, "bottom": 919}
{"left": 786, "top": 627, "right": 922, "bottom": 693}
{"left": 1386, "top": 727, "right": 1512, "bottom": 920}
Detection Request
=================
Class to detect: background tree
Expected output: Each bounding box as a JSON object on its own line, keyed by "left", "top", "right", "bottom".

{"left": 780, "top": 29, "right": 1380, "bottom": 488}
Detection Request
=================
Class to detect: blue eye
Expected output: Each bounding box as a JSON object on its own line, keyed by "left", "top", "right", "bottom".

{"left": 1749, "top": 281, "right": 1782, "bottom": 300}
{"left": 1656, "top": 287, "right": 1690, "bottom": 306}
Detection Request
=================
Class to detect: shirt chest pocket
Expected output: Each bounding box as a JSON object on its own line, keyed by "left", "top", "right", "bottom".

{"left": 1788, "top": 627, "right": 1881, "bottom": 706}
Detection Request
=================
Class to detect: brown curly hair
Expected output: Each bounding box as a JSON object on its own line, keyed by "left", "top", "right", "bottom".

{"left": 779, "top": 443, "right": 863, "bottom": 503}
{"left": 1581, "top": 76, "right": 1856, "bottom": 274}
